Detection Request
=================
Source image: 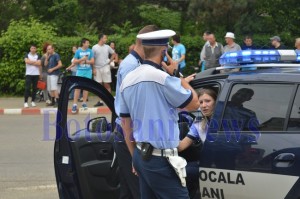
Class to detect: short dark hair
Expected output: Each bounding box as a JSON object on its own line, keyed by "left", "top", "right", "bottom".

{"left": 98, "top": 33, "right": 105, "bottom": 40}
{"left": 136, "top": 25, "right": 159, "bottom": 45}
{"left": 244, "top": 35, "right": 253, "bottom": 40}
{"left": 81, "top": 38, "right": 90, "bottom": 46}
{"left": 172, "top": 35, "right": 180, "bottom": 43}
{"left": 138, "top": 25, "right": 159, "bottom": 34}
{"left": 204, "top": 31, "right": 212, "bottom": 35}
{"left": 108, "top": 41, "right": 115, "bottom": 46}
{"left": 30, "top": 44, "right": 37, "bottom": 48}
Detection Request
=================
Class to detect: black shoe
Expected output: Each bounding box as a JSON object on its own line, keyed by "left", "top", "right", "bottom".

{"left": 94, "top": 101, "right": 104, "bottom": 107}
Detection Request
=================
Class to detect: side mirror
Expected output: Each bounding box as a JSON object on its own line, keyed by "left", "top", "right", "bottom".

{"left": 87, "top": 117, "right": 111, "bottom": 133}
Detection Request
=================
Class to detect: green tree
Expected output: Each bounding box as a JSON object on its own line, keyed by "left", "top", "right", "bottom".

{"left": 256, "top": 0, "right": 300, "bottom": 38}
{"left": 188, "top": 0, "right": 253, "bottom": 34}
{"left": 29, "top": 0, "right": 80, "bottom": 36}
{"left": 0, "top": 0, "right": 31, "bottom": 32}
{"left": 138, "top": 4, "right": 182, "bottom": 32}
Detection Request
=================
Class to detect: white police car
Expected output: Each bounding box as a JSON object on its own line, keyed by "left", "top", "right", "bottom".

{"left": 54, "top": 49, "right": 300, "bottom": 199}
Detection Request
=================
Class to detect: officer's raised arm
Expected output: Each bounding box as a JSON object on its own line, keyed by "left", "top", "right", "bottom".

{"left": 179, "top": 77, "right": 200, "bottom": 111}
{"left": 162, "top": 60, "right": 200, "bottom": 111}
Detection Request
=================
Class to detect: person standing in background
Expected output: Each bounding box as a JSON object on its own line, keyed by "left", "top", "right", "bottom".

{"left": 24, "top": 44, "right": 41, "bottom": 108}
{"left": 92, "top": 33, "right": 116, "bottom": 107}
{"left": 71, "top": 38, "right": 94, "bottom": 114}
{"left": 170, "top": 35, "right": 186, "bottom": 73}
{"left": 40, "top": 42, "right": 51, "bottom": 105}
{"left": 66, "top": 45, "right": 82, "bottom": 100}
{"left": 44, "top": 44, "right": 62, "bottom": 107}
{"left": 224, "top": 32, "right": 241, "bottom": 53}
{"left": 270, "top": 36, "right": 287, "bottom": 49}
{"left": 199, "top": 31, "right": 211, "bottom": 70}
{"left": 108, "top": 41, "right": 119, "bottom": 92}
{"left": 202, "top": 33, "right": 224, "bottom": 69}
{"left": 241, "top": 36, "right": 257, "bottom": 50}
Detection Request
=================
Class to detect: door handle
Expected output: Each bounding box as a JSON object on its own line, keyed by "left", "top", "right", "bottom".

{"left": 99, "top": 149, "right": 109, "bottom": 156}
{"left": 273, "top": 153, "right": 295, "bottom": 167}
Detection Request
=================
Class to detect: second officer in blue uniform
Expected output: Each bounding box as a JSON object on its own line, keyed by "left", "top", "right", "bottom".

{"left": 119, "top": 30, "right": 200, "bottom": 199}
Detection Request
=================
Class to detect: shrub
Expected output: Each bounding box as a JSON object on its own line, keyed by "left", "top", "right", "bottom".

{"left": 0, "top": 18, "right": 56, "bottom": 95}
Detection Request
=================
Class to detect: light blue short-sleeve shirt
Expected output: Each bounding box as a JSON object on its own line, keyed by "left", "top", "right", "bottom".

{"left": 172, "top": 43, "right": 186, "bottom": 69}
{"left": 120, "top": 61, "right": 193, "bottom": 149}
{"left": 115, "top": 51, "right": 142, "bottom": 125}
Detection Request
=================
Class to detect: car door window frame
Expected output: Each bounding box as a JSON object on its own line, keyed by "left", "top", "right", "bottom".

{"left": 219, "top": 81, "right": 298, "bottom": 133}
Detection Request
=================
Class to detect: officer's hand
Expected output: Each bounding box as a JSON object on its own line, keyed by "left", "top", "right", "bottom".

{"left": 184, "top": 73, "right": 196, "bottom": 83}
{"left": 161, "top": 60, "right": 178, "bottom": 76}
{"left": 132, "top": 164, "right": 138, "bottom": 176}
{"left": 161, "top": 50, "right": 178, "bottom": 75}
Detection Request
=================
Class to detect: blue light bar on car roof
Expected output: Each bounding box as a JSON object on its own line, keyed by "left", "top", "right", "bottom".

{"left": 219, "top": 50, "right": 300, "bottom": 65}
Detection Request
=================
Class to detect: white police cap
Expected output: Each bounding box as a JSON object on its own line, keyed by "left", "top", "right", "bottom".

{"left": 137, "top": 29, "right": 176, "bottom": 46}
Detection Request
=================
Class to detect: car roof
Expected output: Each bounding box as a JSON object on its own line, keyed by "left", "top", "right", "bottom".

{"left": 194, "top": 65, "right": 300, "bottom": 83}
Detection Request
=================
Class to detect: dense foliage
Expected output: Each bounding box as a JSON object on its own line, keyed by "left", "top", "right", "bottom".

{"left": 0, "top": 18, "right": 56, "bottom": 95}
{"left": 0, "top": 0, "right": 299, "bottom": 95}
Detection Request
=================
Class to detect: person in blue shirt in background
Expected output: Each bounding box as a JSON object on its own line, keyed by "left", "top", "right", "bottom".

{"left": 70, "top": 38, "right": 94, "bottom": 113}
{"left": 168, "top": 34, "right": 186, "bottom": 73}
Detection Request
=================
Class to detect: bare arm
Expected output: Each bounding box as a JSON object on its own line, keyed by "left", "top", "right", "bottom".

{"left": 66, "top": 62, "right": 76, "bottom": 71}
{"left": 109, "top": 53, "right": 117, "bottom": 63}
{"left": 199, "top": 45, "right": 206, "bottom": 65}
{"left": 48, "top": 60, "right": 62, "bottom": 73}
{"left": 114, "top": 53, "right": 119, "bottom": 64}
{"left": 180, "top": 77, "right": 200, "bottom": 111}
{"left": 177, "top": 54, "right": 186, "bottom": 64}
{"left": 25, "top": 58, "right": 41, "bottom": 67}
{"left": 178, "top": 137, "right": 194, "bottom": 152}
{"left": 162, "top": 56, "right": 200, "bottom": 111}
{"left": 73, "top": 55, "right": 88, "bottom": 65}
{"left": 86, "top": 57, "right": 94, "bottom": 65}
{"left": 121, "top": 117, "right": 135, "bottom": 157}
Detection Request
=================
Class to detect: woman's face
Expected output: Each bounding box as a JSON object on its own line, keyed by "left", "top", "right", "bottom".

{"left": 110, "top": 42, "right": 115, "bottom": 49}
{"left": 72, "top": 46, "right": 77, "bottom": 53}
{"left": 199, "top": 93, "right": 215, "bottom": 117}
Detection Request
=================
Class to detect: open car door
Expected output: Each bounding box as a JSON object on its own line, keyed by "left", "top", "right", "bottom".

{"left": 54, "top": 76, "right": 119, "bottom": 199}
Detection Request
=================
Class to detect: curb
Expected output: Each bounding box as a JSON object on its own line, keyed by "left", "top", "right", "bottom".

{"left": 0, "top": 107, "right": 110, "bottom": 115}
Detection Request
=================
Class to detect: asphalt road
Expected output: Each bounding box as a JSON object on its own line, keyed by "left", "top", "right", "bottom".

{"left": 0, "top": 115, "right": 57, "bottom": 199}
{"left": 0, "top": 112, "right": 111, "bottom": 199}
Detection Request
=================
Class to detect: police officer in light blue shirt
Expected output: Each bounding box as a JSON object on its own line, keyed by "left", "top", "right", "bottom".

{"left": 120, "top": 29, "right": 200, "bottom": 199}
{"left": 114, "top": 25, "right": 159, "bottom": 199}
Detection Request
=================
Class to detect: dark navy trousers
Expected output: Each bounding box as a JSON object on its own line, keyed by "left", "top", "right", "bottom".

{"left": 133, "top": 148, "right": 190, "bottom": 199}
{"left": 113, "top": 126, "right": 140, "bottom": 199}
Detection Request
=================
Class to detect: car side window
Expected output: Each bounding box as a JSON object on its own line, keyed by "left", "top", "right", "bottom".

{"left": 222, "top": 84, "right": 294, "bottom": 132}
{"left": 288, "top": 86, "right": 300, "bottom": 131}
